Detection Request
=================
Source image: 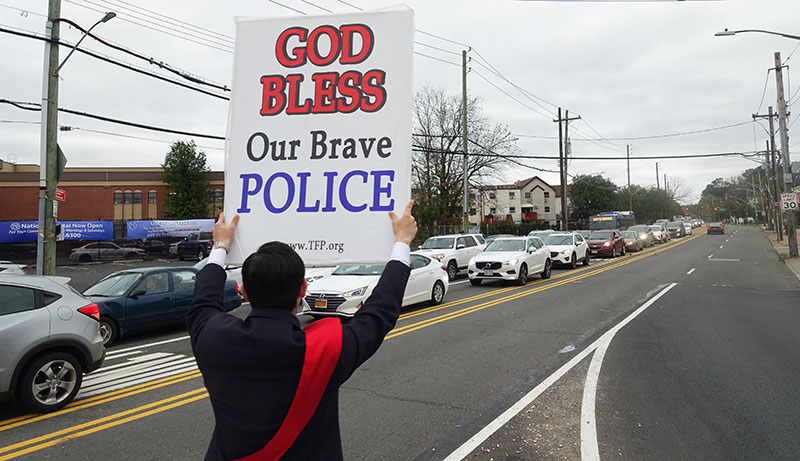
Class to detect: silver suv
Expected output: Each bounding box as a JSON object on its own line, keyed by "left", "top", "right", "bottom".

{"left": 0, "top": 275, "right": 105, "bottom": 412}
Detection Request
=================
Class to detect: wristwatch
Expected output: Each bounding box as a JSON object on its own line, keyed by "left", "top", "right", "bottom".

{"left": 212, "top": 241, "right": 231, "bottom": 253}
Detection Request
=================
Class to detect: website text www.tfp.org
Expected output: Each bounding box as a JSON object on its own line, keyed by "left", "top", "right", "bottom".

{"left": 287, "top": 240, "right": 345, "bottom": 253}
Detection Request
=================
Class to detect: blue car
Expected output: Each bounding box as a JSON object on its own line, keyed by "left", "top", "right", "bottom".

{"left": 83, "top": 267, "right": 242, "bottom": 345}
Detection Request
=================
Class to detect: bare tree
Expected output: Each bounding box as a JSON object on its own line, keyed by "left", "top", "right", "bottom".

{"left": 665, "top": 174, "right": 693, "bottom": 204}
{"left": 412, "top": 87, "right": 517, "bottom": 234}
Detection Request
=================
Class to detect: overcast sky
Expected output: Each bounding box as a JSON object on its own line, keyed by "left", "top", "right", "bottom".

{"left": 2, "top": 0, "right": 800, "bottom": 203}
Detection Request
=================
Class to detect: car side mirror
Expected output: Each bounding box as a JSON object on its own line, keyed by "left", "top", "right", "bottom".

{"left": 457, "top": 244, "right": 465, "bottom": 250}
{"left": 129, "top": 288, "right": 146, "bottom": 299}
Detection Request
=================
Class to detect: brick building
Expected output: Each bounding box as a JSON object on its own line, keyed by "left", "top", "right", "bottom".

{"left": 0, "top": 161, "right": 225, "bottom": 238}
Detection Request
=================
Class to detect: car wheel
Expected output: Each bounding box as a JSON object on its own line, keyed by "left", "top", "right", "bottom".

{"left": 430, "top": 281, "right": 445, "bottom": 305}
{"left": 621, "top": 245, "right": 626, "bottom": 256}
{"left": 540, "top": 260, "right": 552, "bottom": 279}
{"left": 178, "top": 250, "right": 185, "bottom": 261}
{"left": 17, "top": 352, "right": 83, "bottom": 413}
{"left": 610, "top": 247, "right": 616, "bottom": 258}
{"left": 447, "top": 261, "right": 458, "bottom": 280}
{"left": 569, "top": 253, "right": 577, "bottom": 269}
{"left": 583, "top": 252, "right": 590, "bottom": 266}
{"left": 126, "top": 252, "right": 138, "bottom": 259}
{"left": 79, "top": 254, "right": 91, "bottom": 263}
{"left": 469, "top": 279, "right": 482, "bottom": 286}
{"left": 517, "top": 263, "right": 528, "bottom": 286}
{"left": 99, "top": 316, "right": 119, "bottom": 346}
{"left": 197, "top": 248, "right": 206, "bottom": 260}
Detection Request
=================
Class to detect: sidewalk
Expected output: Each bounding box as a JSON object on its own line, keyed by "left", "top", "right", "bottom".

{"left": 765, "top": 228, "right": 800, "bottom": 282}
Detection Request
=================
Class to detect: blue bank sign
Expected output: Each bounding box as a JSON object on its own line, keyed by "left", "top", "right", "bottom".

{"left": 0, "top": 221, "right": 113, "bottom": 243}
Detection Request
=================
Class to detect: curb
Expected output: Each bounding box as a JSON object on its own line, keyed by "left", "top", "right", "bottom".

{"left": 764, "top": 230, "right": 800, "bottom": 283}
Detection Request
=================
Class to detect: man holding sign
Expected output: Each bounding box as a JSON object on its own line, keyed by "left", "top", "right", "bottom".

{"left": 188, "top": 201, "right": 416, "bottom": 460}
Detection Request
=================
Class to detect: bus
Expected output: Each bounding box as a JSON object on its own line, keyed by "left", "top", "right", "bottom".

{"left": 588, "top": 211, "right": 635, "bottom": 230}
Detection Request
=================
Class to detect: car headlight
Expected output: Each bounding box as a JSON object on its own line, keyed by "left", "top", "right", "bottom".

{"left": 639, "top": 234, "right": 646, "bottom": 240}
{"left": 561, "top": 249, "right": 572, "bottom": 255}
{"left": 306, "top": 275, "right": 325, "bottom": 283}
{"left": 469, "top": 257, "right": 476, "bottom": 266}
{"left": 602, "top": 242, "right": 611, "bottom": 247}
{"left": 503, "top": 259, "right": 518, "bottom": 265}
{"left": 343, "top": 286, "right": 368, "bottom": 298}
{"left": 431, "top": 253, "right": 445, "bottom": 261}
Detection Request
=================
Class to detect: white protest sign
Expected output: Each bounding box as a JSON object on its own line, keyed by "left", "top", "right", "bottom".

{"left": 224, "top": 8, "right": 414, "bottom": 264}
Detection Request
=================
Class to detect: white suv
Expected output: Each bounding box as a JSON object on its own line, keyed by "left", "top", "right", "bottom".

{"left": 414, "top": 234, "right": 485, "bottom": 280}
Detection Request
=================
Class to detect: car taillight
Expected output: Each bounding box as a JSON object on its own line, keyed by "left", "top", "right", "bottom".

{"left": 234, "top": 283, "right": 240, "bottom": 293}
{"left": 78, "top": 303, "right": 100, "bottom": 321}
{"left": 207, "top": 241, "right": 213, "bottom": 249}
{"left": 442, "top": 265, "right": 447, "bottom": 271}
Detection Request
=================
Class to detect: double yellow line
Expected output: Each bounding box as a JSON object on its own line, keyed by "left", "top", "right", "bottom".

{"left": 0, "top": 231, "right": 704, "bottom": 459}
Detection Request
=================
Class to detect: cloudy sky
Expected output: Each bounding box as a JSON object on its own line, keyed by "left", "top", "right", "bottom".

{"left": 2, "top": 0, "right": 799, "bottom": 203}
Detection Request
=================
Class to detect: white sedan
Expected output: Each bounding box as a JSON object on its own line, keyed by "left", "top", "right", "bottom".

{"left": 541, "top": 233, "right": 590, "bottom": 269}
{"left": 302, "top": 254, "right": 448, "bottom": 318}
{"left": 468, "top": 237, "right": 552, "bottom": 286}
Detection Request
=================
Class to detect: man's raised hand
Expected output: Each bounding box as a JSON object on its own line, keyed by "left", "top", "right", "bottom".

{"left": 389, "top": 200, "right": 417, "bottom": 245}
{"left": 212, "top": 212, "right": 239, "bottom": 246}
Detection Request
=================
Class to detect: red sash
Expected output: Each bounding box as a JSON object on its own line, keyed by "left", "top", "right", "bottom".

{"left": 236, "top": 318, "right": 343, "bottom": 461}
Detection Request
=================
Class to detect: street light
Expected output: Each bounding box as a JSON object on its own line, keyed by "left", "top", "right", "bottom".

{"left": 54, "top": 12, "right": 115, "bottom": 76}
{"left": 715, "top": 27, "right": 799, "bottom": 257}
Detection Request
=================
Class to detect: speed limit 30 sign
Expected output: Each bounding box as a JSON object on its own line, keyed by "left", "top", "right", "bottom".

{"left": 781, "top": 192, "right": 799, "bottom": 211}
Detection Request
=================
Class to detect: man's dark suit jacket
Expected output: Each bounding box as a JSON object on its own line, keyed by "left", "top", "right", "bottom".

{"left": 187, "top": 260, "right": 410, "bottom": 460}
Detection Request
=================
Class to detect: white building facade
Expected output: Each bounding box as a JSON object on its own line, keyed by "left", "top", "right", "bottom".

{"left": 469, "top": 176, "right": 567, "bottom": 227}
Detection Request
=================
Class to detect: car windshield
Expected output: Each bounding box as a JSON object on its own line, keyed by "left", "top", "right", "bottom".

{"left": 629, "top": 226, "right": 648, "bottom": 233}
{"left": 84, "top": 272, "right": 141, "bottom": 297}
{"left": 421, "top": 237, "right": 454, "bottom": 249}
{"left": 332, "top": 264, "right": 386, "bottom": 276}
{"left": 485, "top": 239, "right": 526, "bottom": 252}
{"left": 621, "top": 231, "right": 636, "bottom": 238}
{"left": 667, "top": 222, "right": 681, "bottom": 228}
{"left": 589, "top": 232, "right": 613, "bottom": 240}
{"left": 542, "top": 235, "right": 573, "bottom": 246}
{"left": 649, "top": 226, "right": 661, "bottom": 231}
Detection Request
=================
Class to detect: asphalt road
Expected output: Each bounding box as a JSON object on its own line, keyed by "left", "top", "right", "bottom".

{"left": 1, "top": 226, "right": 798, "bottom": 460}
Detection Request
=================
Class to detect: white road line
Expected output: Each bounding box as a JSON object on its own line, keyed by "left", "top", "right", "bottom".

{"left": 450, "top": 280, "right": 471, "bottom": 286}
{"left": 104, "top": 350, "right": 143, "bottom": 361}
{"left": 107, "top": 335, "right": 191, "bottom": 355}
{"left": 708, "top": 254, "right": 713, "bottom": 259}
{"left": 81, "top": 358, "right": 197, "bottom": 392}
{"left": 687, "top": 268, "right": 696, "bottom": 275}
{"left": 719, "top": 245, "right": 724, "bottom": 249}
{"left": 77, "top": 365, "right": 199, "bottom": 398}
{"left": 444, "top": 283, "right": 678, "bottom": 461}
{"left": 84, "top": 356, "right": 193, "bottom": 387}
{"left": 89, "top": 352, "right": 173, "bottom": 375}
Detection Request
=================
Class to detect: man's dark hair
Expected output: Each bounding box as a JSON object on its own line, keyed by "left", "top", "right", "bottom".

{"left": 242, "top": 241, "right": 305, "bottom": 311}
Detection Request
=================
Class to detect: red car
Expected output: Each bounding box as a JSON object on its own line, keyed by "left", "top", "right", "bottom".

{"left": 587, "top": 230, "right": 626, "bottom": 258}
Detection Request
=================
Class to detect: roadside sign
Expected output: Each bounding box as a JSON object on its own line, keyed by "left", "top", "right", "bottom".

{"left": 52, "top": 200, "right": 58, "bottom": 218}
{"left": 781, "top": 192, "right": 798, "bottom": 211}
{"left": 56, "top": 188, "right": 66, "bottom": 201}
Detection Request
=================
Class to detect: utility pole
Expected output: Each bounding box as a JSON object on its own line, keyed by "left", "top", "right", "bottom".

{"left": 461, "top": 49, "right": 469, "bottom": 234}
{"left": 626, "top": 145, "right": 632, "bottom": 212}
{"left": 656, "top": 162, "right": 660, "bottom": 189}
{"left": 553, "top": 108, "right": 580, "bottom": 231}
{"left": 768, "top": 107, "right": 783, "bottom": 241}
{"left": 774, "top": 51, "right": 797, "bottom": 256}
{"left": 36, "top": 0, "right": 61, "bottom": 275}
{"left": 664, "top": 174, "right": 668, "bottom": 197}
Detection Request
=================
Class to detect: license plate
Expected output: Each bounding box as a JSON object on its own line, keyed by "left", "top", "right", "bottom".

{"left": 590, "top": 250, "right": 597, "bottom": 254}
{"left": 314, "top": 300, "right": 328, "bottom": 308}
{"left": 482, "top": 270, "right": 493, "bottom": 276}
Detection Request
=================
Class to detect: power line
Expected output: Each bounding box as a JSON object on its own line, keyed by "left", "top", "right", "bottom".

{"left": 514, "top": 120, "right": 754, "bottom": 141}
{"left": 471, "top": 69, "right": 554, "bottom": 121}
{"left": 1, "top": 99, "right": 226, "bottom": 140}
{"left": 0, "top": 25, "right": 230, "bottom": 101}
{"left": 756, "top": 69, "right": 773, "bottom": 115}
{"left": 266, "top": 0, "right": 307, "bottom": 15}
{"left": 101, "top": 0, "right": 233, "bottom": 42}
{"left": 414, "top": 51, "right": 461, "bottom": 68}
{"left": 335, "top": 0, "right": 363, "bottom": 11}
{"left": 61, "top": 125, "right": 224, "bottom": 150}
{"left": 412, "top": 144, "right": 761, "bottom": 160}
{"left": 0, "top": 3, "right": 47, "bottom": 18}
{"left": 298, "top": 0, "right": 333, "bottom": 13}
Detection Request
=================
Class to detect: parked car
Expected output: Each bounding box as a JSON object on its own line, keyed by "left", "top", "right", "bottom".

{"left": 83, "top": 267, "right": 243, "bottom": 345}
{"left": 648, "top": 224, "right": 669, "bottom": 243}
{"left": 0, "top": 260, "right": 27, "bottom": 274}
{"left": 707, "top": 222, "right": 725, "bottom": 235}
{"left": 0, "top": 275, "right": 104, "bottom": 412}
{"left": 484, "top": 234, "right": 515, "bottom": 246}
{"left": 586, "top": 230, "right": 626, "bottom": 258}
{"left": 620, "top": 230, "right": 644, "bottom": 252}
{"left": 194, "top": 257, "right": 243, "bottom": 287}
{"left": 69, "top": 242, "right": 145, "bottom": 263}
{"left": 413, "top": 234, "right": 485, "bottom": 280}
{"left": 541, "top": 233, "right": 590, "bottom": 268}
{"left": 467, "top": 236, "right": 552, "bottom": 286}
{"left": 114, "top": 239, "right": 145, "bottom": 250}
{"left": 666, "top": 221, "right": 685, "bottom": 238}
{"left": 302, "top": 254, "right": 448, "bottom": 318}
{"left": 141, "top": 239, "right": 170, "bottom": 257}
{"left": 177, "top": 232, "right": 214, "bottom": 261}
{"left": 627, "top": 225, "right": 655, "bottom": 248}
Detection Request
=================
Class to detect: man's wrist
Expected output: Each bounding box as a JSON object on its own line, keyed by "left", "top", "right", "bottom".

{"left": 212, "top": 241, "right": 231, "bottom": 253}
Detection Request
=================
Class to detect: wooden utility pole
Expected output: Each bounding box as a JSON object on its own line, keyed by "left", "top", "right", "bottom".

{"left": 656, "top": 162, "right": 660, "bottom": 189}
{"left": 461, "top": 49, "right": 469, "bottom": 233}
{"left": 36, "top": 0, "right": 61, "bottom": 275}
{"left": 774, "top": 51, "right": 797, "bottom": 256}
{"left": 553, "top": 109, "right": 580, "bottom": 231}
{"left": 626, "top": 145, "right": 632, "bottom": 212}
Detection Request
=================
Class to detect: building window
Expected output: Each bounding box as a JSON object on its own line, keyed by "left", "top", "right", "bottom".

{"left": 490, "top": 207, "right": 496, "bottom": 214}
{"left": 148, "top": 190, "right": 157, "bottom": 204}
{"left": 509, "top": 191, "right": 516, "bottom": 199}
{"left": 214, "top": 189, "right": 223, "bottom": 204}
{"left": 510, "top": 207, "right": 516, "bottom": 213}
{"left": 133, "top": 191, "right": 142, "bottom": 204}
{"left": 124, "top": 190, "right": 133, "bottom": 204}
{"left": 545, "top": 206, "right": 551, "bottom": 213}
{"left": 544, "top": 192, "right": 550, "bottom": 199}
{"left": 114, "top": 190, "right": 123, "bottom": 205}
{"left": 524, "top": 192, "right": 531, "bottom": 200}
{"left": 489, "top": 191, "right": 496, "bottom": 199}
